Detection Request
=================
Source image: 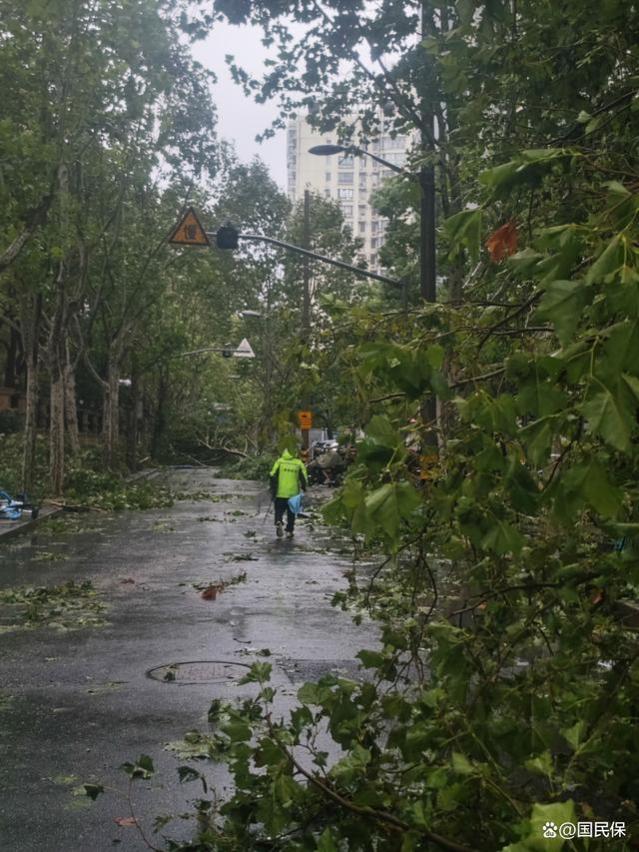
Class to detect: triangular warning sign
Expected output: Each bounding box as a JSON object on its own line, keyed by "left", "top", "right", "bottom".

{"left": 168, "top": 207, "right": 210, "bottom": 246}
{"left": 234, "top": 338, "right": 255, "bottom": 359}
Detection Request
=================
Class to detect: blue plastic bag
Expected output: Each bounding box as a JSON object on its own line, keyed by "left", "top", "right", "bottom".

{"left": 287, "top": 493, "right": 303, "bottom": 515}
{"left": 0, "top": 490, "right": 22, "bottom": 521}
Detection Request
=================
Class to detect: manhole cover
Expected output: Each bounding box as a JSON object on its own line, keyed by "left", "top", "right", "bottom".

{"left": 147, "top": 660, "right": 251, "bottom": 684}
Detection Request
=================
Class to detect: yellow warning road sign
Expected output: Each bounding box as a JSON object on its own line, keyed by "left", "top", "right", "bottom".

{"left": 168, "top": 207, "right": 210, "bottom": 246}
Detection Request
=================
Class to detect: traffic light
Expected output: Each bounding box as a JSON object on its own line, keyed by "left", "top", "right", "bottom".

{"left": 216, "top": 223, "right": 239, "bottom": 250}
{"left": 222, "top": 343, "right": 233, "bottom": 358}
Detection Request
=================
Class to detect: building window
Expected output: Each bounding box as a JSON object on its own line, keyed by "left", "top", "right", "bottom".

{"left": 384, "top": 151, "right": 406, "bottom": 166}
{"left": 338, "top": 188, "right": 353, "bottom": 199}
{"left": 358, "top": 205, "right": 367, "bottom": 216}
{"left": 324, "top": 188, "right": 331, "bottom": 197}
{"left": 325, "top": 172, "right": 332, "bottom": 182}
{"left": 338, "top": 171, "right": 353, "bottom": 184}
{"left": 359, "top": 221, "right": 366, "bottom": 234}
{"left": 341, "top": 205, "right": 353, "bottom": 217}
{"left": 338, "top": 155, "right": 353, "bottom": 167}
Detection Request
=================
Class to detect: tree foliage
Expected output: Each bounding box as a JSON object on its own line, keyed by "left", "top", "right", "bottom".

{"left": 0, "top": 0, "right": 362, "bottom": 491}
{"left": 99, "top": 1, "right": 639, "bottom": 850}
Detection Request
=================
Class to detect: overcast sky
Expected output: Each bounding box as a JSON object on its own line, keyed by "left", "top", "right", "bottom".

{"left": 192, "top": 21, "right": 288, "bottom": 189}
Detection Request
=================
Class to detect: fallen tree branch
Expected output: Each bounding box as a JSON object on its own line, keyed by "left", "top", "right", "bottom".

{"left": 449, "top": 367, "right": 505, "bottom": 389}
{"left": 47, "top": 500, "right": 108, "bottom": 513}
{"left": 197, "top": 436, "right": 249, "bottom": 459}
{"left": 199, "top": 444, "right": 249, "bottom": 459}
{"left": 491, "top": 326, "right": 553, "bottom": 335}
{"left": 264, "top": 713, "right": 476, "bottom": 852}
{"left": 368, "top": 392, "right": 407, "bottom": 404}
{"left": 477, "top": 291, "right": 542, "bottom": 350}
{"left": 448, "top": 582, "right": 560, "bottom": 617}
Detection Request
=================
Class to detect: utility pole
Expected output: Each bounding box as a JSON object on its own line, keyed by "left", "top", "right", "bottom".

{"left": 420, "top": 0, "right": 438, "bottom": 440}
{"left": 419, "top": 165, "right": 436, "bottom": 302}
{"left": 302, "top": 189, "right": 311, "bottom": 335}
{"left": 420, "top": 1, "right": 437, "bottom": 304}
{"left": 301, "top": 189, "right": 312, "bottom": 453}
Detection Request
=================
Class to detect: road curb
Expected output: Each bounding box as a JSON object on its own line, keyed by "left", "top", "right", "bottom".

{"left": 0, "top": 505, "right": 64, "bottom": 542}
{"left": 126, "top": 467, "right": 163, "bottom": 482}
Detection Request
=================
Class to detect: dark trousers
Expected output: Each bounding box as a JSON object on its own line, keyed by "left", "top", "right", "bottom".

{"left": 274, "top": 497, "right": 295, "bottom": 532}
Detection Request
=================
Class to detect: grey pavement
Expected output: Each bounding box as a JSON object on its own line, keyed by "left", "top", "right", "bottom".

{"left": 0, "top": 505, "right": 62, "bottom": 542}
{"left": 0, "top": 468, "right": 379, "bottom": 852}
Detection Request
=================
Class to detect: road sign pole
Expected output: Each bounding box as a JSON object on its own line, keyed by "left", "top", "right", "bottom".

{"left": 298, "top": 410, "right": 312, "bottom": 456}
{"left": 168, "top": 210, "right": 404, "bottom": 288}
{"left": 209, "top": 230, "right": 403, "bottom": 288}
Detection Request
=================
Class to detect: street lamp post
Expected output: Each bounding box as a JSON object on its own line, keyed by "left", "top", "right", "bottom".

{"left": 419, "top": 163, "right": 437, "bottom": 304}
{"left": 309, "top": 142, "right": 438, "bottom": 439}
{"left": 308, "top": 143, "right": 436, "bottom": 303}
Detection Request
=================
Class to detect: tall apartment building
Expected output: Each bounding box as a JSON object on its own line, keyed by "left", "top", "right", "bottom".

{"left": 286, "top": 115, "right": 411, "bottom": 272}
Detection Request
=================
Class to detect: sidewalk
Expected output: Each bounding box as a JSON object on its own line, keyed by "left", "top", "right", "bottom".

{"left": 0, "top": 503, "right": 62, "bottom": 541}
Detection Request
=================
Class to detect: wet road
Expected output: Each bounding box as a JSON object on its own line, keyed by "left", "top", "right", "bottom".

{"left": 0, "top": 468, "right": 378, "bottom": 852}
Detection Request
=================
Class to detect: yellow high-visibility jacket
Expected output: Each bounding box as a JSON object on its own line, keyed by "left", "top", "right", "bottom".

{"left": 270, "top": 450, "right": 308, "bottom": 499}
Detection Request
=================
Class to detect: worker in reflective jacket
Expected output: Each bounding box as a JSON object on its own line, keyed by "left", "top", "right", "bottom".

{"left": 269, "top": 448, "right": 308, "bottom": 539}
